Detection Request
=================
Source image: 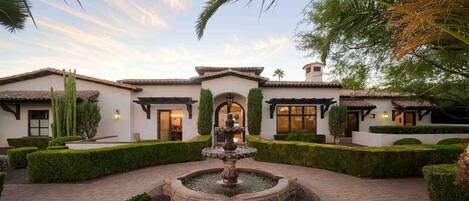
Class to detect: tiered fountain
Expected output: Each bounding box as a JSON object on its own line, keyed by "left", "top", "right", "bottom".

{"left": 164, "top": 113, "right": 294, "bottom": 201}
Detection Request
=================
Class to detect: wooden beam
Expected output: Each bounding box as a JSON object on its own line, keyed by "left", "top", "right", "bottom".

{"left": 320, "top": 104, "right": 332, "bottom": 119}
{"left": 392, "top": 110, "right": 402, "bottom": 121}
{"left": 186, "top": 104, "right": 193, "bottom": 119}
{"left": 269, "top": 104, "right": 276, "bottom": 119}
{"left": 361, "top": 109, "right": 372, "bottom": 121}
{"left": 0, "top": 104, "right": 20, "bottom": 120}
{"left": 418, "top": 110, "right": 431, "bottom": 120}
{"left": 140, "top": 104, "right": 151, "bottom": 119}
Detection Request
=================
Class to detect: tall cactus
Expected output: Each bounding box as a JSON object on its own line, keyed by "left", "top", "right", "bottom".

{"left": 50, "top": 69, "right": 77, "bottom": 138}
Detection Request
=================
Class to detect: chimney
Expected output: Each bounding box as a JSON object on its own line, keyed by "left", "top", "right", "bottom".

{"left": 303, "top": 62, "right": 324, "bottom": 82}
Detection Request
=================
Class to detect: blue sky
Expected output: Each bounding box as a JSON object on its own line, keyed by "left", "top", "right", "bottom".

{"left": 0, "top": 0, "right": 324, "bottom": 81}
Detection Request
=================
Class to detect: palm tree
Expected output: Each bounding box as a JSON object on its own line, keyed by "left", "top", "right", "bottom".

{"left": 273, "top": 68, "right": 285, "bottom": 81}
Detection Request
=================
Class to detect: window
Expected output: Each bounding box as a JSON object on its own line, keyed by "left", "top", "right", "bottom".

{"left": 313, "top": 66, "right": 321, "bottom": 72}
{"left": 276, "top": 106, "right": 317, "bottom": 134}
{"left": 28, "top": 110, "right": 49, "bottom": 136}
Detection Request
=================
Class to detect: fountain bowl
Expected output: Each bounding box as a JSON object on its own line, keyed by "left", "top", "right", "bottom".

{"left": 163, "top": 168, "right": 293, "bottom": 201}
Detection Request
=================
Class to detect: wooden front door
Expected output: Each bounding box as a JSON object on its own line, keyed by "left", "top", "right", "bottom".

{"left": 404, "top": 112, "right": 416, "bottom": 126}
{"left": 346, "top": 112, "right": 359, "bottom": 137}
{"left": 158, "top": 110, "right": 171, "bottom": 141}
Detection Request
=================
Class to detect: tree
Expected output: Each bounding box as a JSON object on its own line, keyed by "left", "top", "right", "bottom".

{"left": 247, "top": 88, "right": 263, "bottom": 135}
{"left": 197, "top": 89, "right": 214, "bottom": 135}
{"left": 50, "top": 70, "right": 77, "bottom": 137}
{"left": 273, "top": 69, "right": 285, "bottom": 81}
{"left": 328, "top": 105, "right": 347, "bottom": 143}
{"left": 77, "top": 100, "right": 101, "bottom": 139}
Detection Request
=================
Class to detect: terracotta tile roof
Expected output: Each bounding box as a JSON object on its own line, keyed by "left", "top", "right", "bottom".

{"left": 0, "top": 90, "right": 99, "bottom": 102}
{"left": 0, "top": 68, "right": 141, "bottom": 91}
{"left": 340, "top": 89, "right": 411, "bottom": 98}
{"left": 195, "top": 66, "right": 264, "bottom": 75}
{"left": 262, "top": 81, "right": 341, "bottom": 88}
{"left": 392, "top": 99, "right": 435, "bottom": 109}
{"left": 340, "top": 98, "right": 377, "bottom": 109}
{"left": 119, "top": 79, "right": 197, "bottom": 85}
{"left": 190, "top": 69, "right": 269, "bottom": 82}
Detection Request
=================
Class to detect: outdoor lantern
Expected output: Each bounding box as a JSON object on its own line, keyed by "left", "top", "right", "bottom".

{"left": 114, "top": 109, "right": 120, "bottom": 120}
{"left": 226, "top": 93, "right": 234, "bottom": 112}
{"left": 382, "top": 111, "right": 389, "bottom": 119}
{"left": 370, "top": 114, "right": 375, "bottom": 119}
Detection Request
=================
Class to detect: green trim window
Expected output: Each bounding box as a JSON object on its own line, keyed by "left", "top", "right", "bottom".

{"left": 28, "top": 110, "right": 49, "bottom": 136}
{"left": 276, "top": 106, "right": 317, "bottom": 134}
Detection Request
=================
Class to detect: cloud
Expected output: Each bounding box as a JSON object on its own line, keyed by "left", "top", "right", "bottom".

{"left": 105, "top": 0, "right": 168, "bottom": 28}
{"left": 224, "top": 36, "right": 242, "bottom": 56}
{"left": 163, "top": 0, "right": 192, "bottom": 11}
{"left": 253, "top": 36, "right": 290, "bottom": 51}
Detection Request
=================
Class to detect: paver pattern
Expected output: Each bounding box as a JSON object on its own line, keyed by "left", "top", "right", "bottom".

{"left": 2, "top": 159, "right": 429, "bottom": 201}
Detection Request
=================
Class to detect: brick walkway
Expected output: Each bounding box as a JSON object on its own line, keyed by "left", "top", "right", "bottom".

{"left": 1, "top": 159, "right": 429, "bottom": 201}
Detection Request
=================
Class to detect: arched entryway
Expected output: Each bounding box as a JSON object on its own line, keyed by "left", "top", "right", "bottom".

{"left": 215, "top": 101, "right": 245, "bottom": 142}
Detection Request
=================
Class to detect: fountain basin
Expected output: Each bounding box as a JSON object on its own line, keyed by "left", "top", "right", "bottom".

{"left": 164, "top": 168, "right": 292, "bottom": 201}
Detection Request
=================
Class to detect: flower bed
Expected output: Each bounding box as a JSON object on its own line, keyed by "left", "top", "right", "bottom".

{"left": 247, "top": 136, "right": 464, "bottom": 178}
{"left": 28, "top": 135, "right": 211, "bottom": 182}
{"left": 422, "top": 164, "right": 469, "bottom": 201}
{"left": 369, "top": 126, "right": 469, "bottom": 134}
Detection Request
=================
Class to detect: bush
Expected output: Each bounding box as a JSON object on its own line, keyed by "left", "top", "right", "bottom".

{"left": 28, "top": 135, "right": 211, "bottom": 182}
{"left": 197, "top": 89, "right": 213, "bottom": 135}
{"left": 8, "top": 147, "right": 38, "bottom": 169}
{"left": 370, "top": 126, "right": 469, "bottom": 134}
{"left": 7, "top": 137, "right": 50, "bottom": 149}
{"left": 423, "top": 164, "right": 469, "bottom": 201}
{"left": 47, "top": 146, "right": 68, "bottom": 150}
{"left": 77, "top": 100, "right": 101, "bottom": 139}
{"left": 328, "top": 105, "right": 348, "bottom": 143}
{"left": 127, "top": 193, "right": 152, "bottom": 201}
{"left": 0, "top": 172, "right": 4, "bottom": 197}
{"left": 247, "top": 136, "right": 464, "bottom": 178}
{"left": 393, "top": 138, "right": 422, "bottom": 145}
{"left": 49, "top": 136, "right": 83, "bottom": 146}
{"left": 279, "top": 131, "right": 326, "bottom": 143}
{"left": 247, "top": 88, "right": 263, "bottom": 135}
{"left": 437, "top": 138, "right": 462, "bottom": 145}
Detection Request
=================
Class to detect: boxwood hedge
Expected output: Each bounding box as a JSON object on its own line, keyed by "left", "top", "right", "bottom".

{"left": 7, "top": 147, "right": 38, "bottom": 169}
{"left": 48, "top": 136, "right": 83, "bottom": 146}
{"left": 7, "top": 137, "right": 50, "bottom": 149}
{"left": 369, "top": 125, "right": 469, "bottom": 134}
{"left": 28, "top": 135, "right": 211, "bottom": 182}
{"left": 422, "top": 164, "right": 469, "bottom": 201}
{"left": 393, "top": 138, "right": 422, "bottom": 145}
{"left": 437, "top": 138, "right": 462, "bottom": 145}
{"left": 247, "top": 136, "right": 464, "bottom": 178}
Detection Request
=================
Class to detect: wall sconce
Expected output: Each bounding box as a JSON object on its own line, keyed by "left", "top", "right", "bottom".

{"left": 382, "top": 111, "right": 389, "bottom": 119}
{"left": 370, "top": 114, "right": 375, "bottom": 119}
{"left": 113, "top": 109, "right": 120, "bottom": 120}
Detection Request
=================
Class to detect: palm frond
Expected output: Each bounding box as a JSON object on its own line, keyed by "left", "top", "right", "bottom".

{"left": 196, "top": 0, "right": 234, "bottom": 40}
{"left": 0, "top": 0, "right": 29, "bottom": 32}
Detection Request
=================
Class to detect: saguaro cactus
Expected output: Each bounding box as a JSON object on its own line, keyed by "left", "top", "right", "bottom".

{"left": 50, "top": 70, "right": 77, "bottom": 137}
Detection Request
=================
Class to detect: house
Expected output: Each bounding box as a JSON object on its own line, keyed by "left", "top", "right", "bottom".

{"left": 0, "top": 63, "right": 462, "bottom": 147}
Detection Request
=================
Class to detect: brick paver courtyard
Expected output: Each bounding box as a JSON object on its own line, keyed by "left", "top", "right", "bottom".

{"left": 2, "top": 158, "right": 429, "bottom": 201}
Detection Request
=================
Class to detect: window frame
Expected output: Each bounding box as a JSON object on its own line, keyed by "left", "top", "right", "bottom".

{"left": 276, "top": 105, "right": 317, "bottom": 134}
{"left": 28, "top": 110, "right": 50, "bottom": 137}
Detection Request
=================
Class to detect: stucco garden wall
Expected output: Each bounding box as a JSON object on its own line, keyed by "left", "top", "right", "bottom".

{"left": 0, "top": 74, "right": 133, "bottom": 146}
{"left": 352, "top": 131, "right": 469, "bottom": 146}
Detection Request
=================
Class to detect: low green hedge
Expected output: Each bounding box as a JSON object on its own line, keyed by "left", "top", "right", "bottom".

{"left": 126, "top": 193, "right": 152, "bottom": 201}
{"left": 28, "top": 135, "right": 211, "bottom": 182}
{"left": 247, "top": 136, "right": 464, "bottom": 178}
{"left": 7, "top": 147, "right": 38, "bottom": 169}
{"left": 7, "top": 137, "right": 50, "bottom": 149}
{"left": 49, "top": 136, "right": 83, "bottom": 146}
{"left": 437, "top": 138, "right": 462, "bottom": 145}
{"left": 47, "top": 146, "right": 69, "bottom": 150}
{"left": 422, "top": 164, "right": 469, "bottom": 201}
{"left": 393, "top": 138, "right": 422, "bottom": 145}
{"left": 370, "top": 126, "right": 469, "bottom": 134}
{"left": 274, "top": 133, "right": 325, "bottom": 144}
{"left": 0, "top": 172, "right": 5, "bottom": 197}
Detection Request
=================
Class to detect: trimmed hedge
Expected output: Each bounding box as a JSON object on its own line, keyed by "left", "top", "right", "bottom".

{"left": 0, "top": 172, "right": 4, "bottom": 197}
{"left": 47, "top": 146, "right": 69, "bottom": 150}
{"left": 197, "top": 89, "right": 213, "bottom": 135}
{"left": 247, "top": 88, "right": 263, "bottom": 135}
{"left": 274, "top": 132, "right": 326, "bottom": 144}
{"left": 7, "top": 137, "right": 50, "bottom": 149}
{"left": 7, "top": 147, "right": 38, "bottom": 169}
{"left": 393, "top": 138, "right": 422, "bottom": 145}
{"left": 423, "top": 164, "right": 469, "bottom": 201}
{"left": 126, "top": 193, "right": 152, "bottom": 201}
{"left": 437, "top": 138, "right": 462, "bottom": 145}
{"left": 49, "top": 136, "right": 83, "bottom": 146}
{"left": 28, "top": 135, "right": 211, "bottom": 182}
{"left": 370, "top": 125, "right": 469, "bottom": 134}
{"left": 247, "top": 136, "right": 464, "bottom": 178}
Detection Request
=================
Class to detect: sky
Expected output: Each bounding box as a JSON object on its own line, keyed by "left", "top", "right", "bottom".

{"left": 0, "top": 0, "right": 325, "bottom": 81}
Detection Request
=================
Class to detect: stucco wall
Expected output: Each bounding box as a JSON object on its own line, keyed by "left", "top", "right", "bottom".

{"left": 353, "top": 131, "right": 469, "bottom": 146}
{"left": 261, "top": 88, "right": 340, "bottom": 142}
{"left": 0, "top": 74, "right": 133, "bottom": 146}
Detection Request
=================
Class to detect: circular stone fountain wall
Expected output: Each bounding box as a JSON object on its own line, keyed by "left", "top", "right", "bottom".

{"left": 163, "top": 168, "right": 293, "bottom": 201}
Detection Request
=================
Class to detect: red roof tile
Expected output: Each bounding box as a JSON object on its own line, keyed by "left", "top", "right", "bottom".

{"left": 190, "top": 69, "right": 269, "bottom": 82}
{"left": 340, "top": 89, "right": 411, "bottom": 98}
{"left": 392, "top": 100, "right": 435, "bottom": 109}
{"left": 0, "top": 90, "right": 99, "bottom": 102}
{"left": 119, "top": 79, "right": 197, "bottom": 85}
{"left": 195, "top": 66, "right": 264, "bottom": 75}
{"left": 340, "top": 98, "right": 377, "bottom": 109}
{"left": 262, "top": 81, "right": 341, "bottom": 88}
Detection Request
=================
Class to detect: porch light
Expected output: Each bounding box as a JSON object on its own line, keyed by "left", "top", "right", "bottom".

{"left": 113, "top": 110, "right": 121, "bottom": 120}
{"left": 370, "top": 114, "right": 375, "bottom": 119}
{"left": 382, "top": 111, "right": 389, "bottom": 119}
{"left": 171, "top": 113, "right": 183, "bottom": 118}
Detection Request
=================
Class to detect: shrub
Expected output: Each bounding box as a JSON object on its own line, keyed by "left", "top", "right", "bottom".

{"left": 280, "top": 131, "right": 326, "bottom": 143}
{"left": 197, "top": 89, "right": 213, "bottom": 135}
{"left": 0, "top": 172, "right": 4, "bottom": 197}
{"left": 8, "top": 147, "right": 38, "bottom": 169}
{"left": 247, "top": 88, "right": 263, "bottom": 135}
{"left": 28, "top": 135, "right": 211, "bottom": 182}
{"left": 77, "top": 100, "right": 101, "bottom": 139}
{"left": 423, "top": 164, "right": 469, "bottom": 201}
{"left": 393, "top": 138, "right": 422, "bottom": 145}
{"left": 370, "top": 125, "right": 469, "bottom": 134}
{"left": 126, "top": 193, "right": 152, "bottom": 201}
{"left": 7, "top": 137, "right": 50, "bottom": 149}
{"left": 49, "top": 136, "right": 83, "bottom": 146}
{"left": 328, "top": 105, "right": 347, "bottom": 143}
{"left": 437, "top": 138, "right": 462, "bottom": 145}
{"left": 247, "top": 136, "right": 464, "bottom": 178}
{"left": 47, "top": 146, "right": 69, "bottom": 150}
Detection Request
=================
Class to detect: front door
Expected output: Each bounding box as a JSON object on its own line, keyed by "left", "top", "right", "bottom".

{"left": 158, "top": 110, "right": 171, "bottom": 141}
{"left": 346, "top": 112, "right": 359, "bottom": 137}
{"left": 404, "top": 112, "right": 416, "bottom": 126}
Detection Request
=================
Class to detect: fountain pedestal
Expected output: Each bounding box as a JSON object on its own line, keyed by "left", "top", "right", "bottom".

{"left": 221, "top": 158, "right": 238, "bottom": 187}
